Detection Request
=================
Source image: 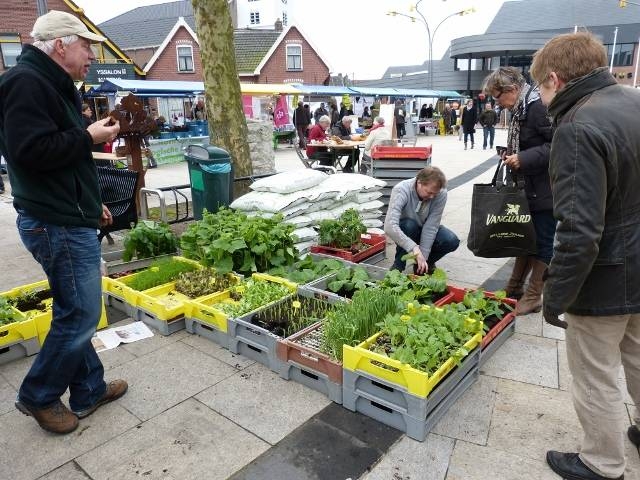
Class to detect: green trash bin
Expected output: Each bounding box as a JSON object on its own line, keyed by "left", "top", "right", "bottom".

{"left": 185, "top": 144, "right": 233, "bottom": 220}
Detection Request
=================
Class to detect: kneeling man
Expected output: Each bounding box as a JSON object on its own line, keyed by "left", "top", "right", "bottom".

{"left": 384, "top": 166, "right": 459, "bottom": 274}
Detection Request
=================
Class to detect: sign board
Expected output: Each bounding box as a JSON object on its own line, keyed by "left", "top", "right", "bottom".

{"left": 85, "top": 63, "right": 136, "bottom": 85}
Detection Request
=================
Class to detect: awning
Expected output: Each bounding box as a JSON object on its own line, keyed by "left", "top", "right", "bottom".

{"left": 94, "top": 79, "right": 307, "bottom": 96}
{"left": 437, "top": 90, "right": 465, "bottom": 98}
{"left": 240, "top": 83, "right": 307, "bottom": 95}
{"left": 349, "top": 86, "right": 400, "bottom": 97}
{"left": 291, "top": 84, "right": 356, "bottom": 96}
{"left": 392, "top": 88, "right": 442, "bottom": 98}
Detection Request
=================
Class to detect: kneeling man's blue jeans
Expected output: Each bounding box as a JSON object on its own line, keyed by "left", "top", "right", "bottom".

{"left": 16, "top": 212, "right": 106, "bottom": 411}
{"left": 391, "top": 218, "right": 459, "bottom": 272}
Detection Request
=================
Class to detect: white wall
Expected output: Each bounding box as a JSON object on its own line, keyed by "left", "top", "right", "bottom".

{"left": 235, "top": 0, "right": 289, "bottom": 29}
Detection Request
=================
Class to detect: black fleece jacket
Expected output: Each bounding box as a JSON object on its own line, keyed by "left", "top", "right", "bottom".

{"left": 0, "top": 45, "right": 101, "bottom": 228}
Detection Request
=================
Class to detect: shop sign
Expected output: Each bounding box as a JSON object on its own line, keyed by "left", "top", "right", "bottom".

{"left": 86, "top": 63, "right": 136, "bottom": 84}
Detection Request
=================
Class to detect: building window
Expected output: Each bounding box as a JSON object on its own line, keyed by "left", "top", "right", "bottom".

{"left": 0, "top": 34, "right": 21, "bottom": 68}
{"left": 282, "top": 12, "right": 288, "bottom": 26}
{"left": 286, "top": 44, "right": 302, "bottom": 70}
{"left": 607, "top": 43, "right": 634, "bottom": 67}
{"left": 177, "top": 45, "right": 194, "bottom": 72}
{"left": 250, "top": 11, "right": 260, "bottom": 24}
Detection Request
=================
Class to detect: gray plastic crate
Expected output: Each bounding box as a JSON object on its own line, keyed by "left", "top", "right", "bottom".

{"left": 343, "top": 345, "right": 480, "bottom": 419}
{"left": 185, "top": 317, "right": 229, "bottom": 348}
{"left": 0, "top": 337, "right": 40, "bottom": 365}
{"left": 480, "top": 319, "right": 515, "bottom": 367}
{"left": 103, "top": 292, "right": 133, "bottom": 317}
{"left": 301, "top": 263, "right": 388, "bottom": 301}
{"left": 227, "top": 293, "right": 336, "bottom": 374}
{"left": 280, "top": 360, "right": 343, "bottom": 404}
{"left": 343, "top": 368, "right": 478, "bottom": 441}
{"left": 130, "top": 306, "right": 185, "bottom": 336}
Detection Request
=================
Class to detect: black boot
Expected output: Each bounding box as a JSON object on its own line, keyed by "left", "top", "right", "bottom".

{"left": 546, "top": 451, "right": 623, "bottom": 480}
{"left": 629, "top": 424, "right": 640, "bottom": 448}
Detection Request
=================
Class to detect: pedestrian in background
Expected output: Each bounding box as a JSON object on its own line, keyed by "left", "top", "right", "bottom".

{"left": 483, "top": 66, "right": 553, "bottom": 316}
{"left": 394, "top": 100, "right": 406, "bottom": 138}
{"left": 461, "top": 99, "right": 478, "bottom": 149}
{"left": 479, "top": 102, "right": 497, "bottom": 150}
{"left": 0, "top": 10, "right": 126, "bottom": 435}
{"left": 531, "top": 32, "right": 640, "bottom": 480}
{"left": 292, "top": 101, "right": 310, "bottom": 149}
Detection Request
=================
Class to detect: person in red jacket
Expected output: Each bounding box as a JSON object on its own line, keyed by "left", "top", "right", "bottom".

{"left": 305, "top": 115, "right": 333, "bottom": 166}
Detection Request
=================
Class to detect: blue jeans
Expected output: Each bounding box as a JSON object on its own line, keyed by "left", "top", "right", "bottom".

{"left": 464, "top": 132, "right": 475, "bottom": 145}
{"left": 391, "top": 218, "right": 460, "bottom": 271}
{"left": 483, "top": 126, "right": 495, "bottom": 149}
{"left": 16, "top": 212, "right": 106, "bottom": 411}
{"left": 531, "top": 210, "right": 556, "bottom": 264}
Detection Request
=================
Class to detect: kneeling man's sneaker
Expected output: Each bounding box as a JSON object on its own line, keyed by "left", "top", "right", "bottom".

{"left": 546, "top": 451, "right": 623, "bottom": 480}
{"left": 15, "top": 399, "right": 79, "bottom": 434}
{"left": 73, "top": 379, "right": 128, "bottom": 419}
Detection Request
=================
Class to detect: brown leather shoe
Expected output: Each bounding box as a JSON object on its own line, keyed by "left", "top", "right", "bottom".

{"left": 15, "top": 399, "right": 79, "bottom": 434}
{"left": 73, "top": 379, "right": 128, "bottom": 419}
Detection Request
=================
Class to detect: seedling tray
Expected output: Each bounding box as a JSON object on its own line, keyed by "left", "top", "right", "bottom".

{"left": 301, "top": 263, "right": 388, "bottom": 302}
{"left": 0, "top": 337, "right": 40, "bottom": 365}
{"left": 343, "top": 367, "right": 478, "bottom": 442}
{"left": 280, "top": 359, "right": 343, "bottom": 404}
{"left": 36, "top": 301, "right": 108, "bottom": 345}
{"left": 310, "top": 233, "right": 385, "bottom": 263}
{"left": 0, "top": 313, "right": 38, "bottom": 351}
{"left": 185, "top": 317, "right": 229, "bottom": 348}
{"left": 342, "top": 344, "right": 479, "bottom": 419}
{"left": 343, "top": 318, "right": 483, "bottom": 398}
{"left": 479, "top": 318, "right": 515, "bottom": 367}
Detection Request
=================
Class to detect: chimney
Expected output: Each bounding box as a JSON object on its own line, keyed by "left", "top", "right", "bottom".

{"left": 274, "top": 18, "right": 283, "bottom": 32}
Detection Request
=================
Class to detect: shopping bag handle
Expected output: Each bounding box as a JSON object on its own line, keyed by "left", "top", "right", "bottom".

{"left": 492, "top": 158, "right": 525, "bottom": 190}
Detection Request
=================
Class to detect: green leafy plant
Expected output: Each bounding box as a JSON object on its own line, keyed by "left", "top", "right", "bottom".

{"left": 122, "top": 221, "right": 178, "bottom": 261}
{"left": 174, "top": 268, "right": 238, "bottom": 298}
{"left": 7, "top": 289, "right": 51, "bottom": 312}
{"left": 180, "top": 208, "right": 298, "bottom": 275}
{"left": 321, "top": 288, "right": 401, "bottom": 361}
{"left": 251, "top": 295, "right": 330, "bottom": 338}
{"left": 0, "top": 297, "right": 23, "bottom": 326}
{"left": 373, "top": 303, "right": 483, "bottom": 375}
{"left": 215, "top": 278, "right": 292, "bottom": 317}
{"left": 454, "top": 289, "right": 513, "bottom": 331}
{"left": 318, "top": 209, "right": 367, "bottom": 249}
{"left": 326, "top": 266, "right": 371, "bottom": 296}
{"left": 268, "top": 257, "right": 344, "bottom": 284}
{"left": 377, "top": 268, "right": 448, "bottom": 303}
{"left": 125, "top": 258, "right": 198, "bottom": 291}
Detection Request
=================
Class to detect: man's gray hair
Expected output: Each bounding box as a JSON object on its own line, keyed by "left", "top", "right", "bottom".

{"left": 482, "top": 66, "right": 525, "bottom": 95}
{"left": 31, "top": 34, "right": 78, "bottom": 54}
{"left": 318, "top": 115, "right": 331, "bottom": 123}
{"left": 374, "top": 116, "right": 385, "bottom": 124}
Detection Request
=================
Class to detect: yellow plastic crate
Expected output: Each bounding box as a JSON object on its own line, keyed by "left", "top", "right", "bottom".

{"left": 103, "top": 256, "right": 202, "bottom": 308}
{"left": 184, "top": 273, "right": 298, "bottom": 331}
{"left": 35, "top": 300, "right": 109, "bottom": 346}
{"left": 343, "top": 321, "right": 483, "bottom": 398}
{"left": 0, "top": 310, "right": 38, "bottom": 348}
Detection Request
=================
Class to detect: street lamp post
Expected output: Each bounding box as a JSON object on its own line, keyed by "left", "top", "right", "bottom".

{"left": 388, "top": 2, "right": 474, "bottom": 89}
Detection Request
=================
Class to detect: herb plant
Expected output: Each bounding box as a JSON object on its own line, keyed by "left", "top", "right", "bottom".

{"left": 125, "top": 258, "right": 198, "bottom": 291}
{"left": 377, "top": 268, "right": 448, "bottom": 303}
{"left": 268, "top": 257, "right": 344, "bottom": 284}
{"left": 0, "top": 297, "right": 22, "bottom": 326}
{"left": 373, "top": 303, "right": 484, "bottom": 375}
{"left": 318, "top": 209, "right": 367, "bottom": 249}
{"left": 214, "top": 278, "right": 292, "bottom": 317}
{"left": 321, "top": 288, "right": 401, "bottom": 361}
{"left": 454, "top": 289, "right": 512, "bottom": 331}
{"left": 180, "top": 208, "right": 298, "bottom": 275}
{"left": 174, "top": 268, "right": 238, "bottom": 298}
{"left": 326, "top": 266, "right": 372, "bottom": 296}
{"left": 122, "top": 221, "right": 178, "bottom": 261}
{"left": 251, "top": 295, "right": 331, "bottom": 337}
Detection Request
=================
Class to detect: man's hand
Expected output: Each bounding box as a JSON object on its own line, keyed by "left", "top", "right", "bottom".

{"left": 503, "top": 153, "right": 520, "bottom": 170}
{"left": 412, "top": 246, "right": 428, "bottom": 275}
{"left": 87, "top": 117, "right": 120, "bottom": 144}
{"left": 99, "top": 204, "right": 113, "bottom": 227}
{"left": 543, "top": 304, "right": 568, "bottom": 329}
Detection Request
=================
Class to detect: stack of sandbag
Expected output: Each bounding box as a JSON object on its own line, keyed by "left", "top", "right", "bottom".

{"left": 229, "top": 170, "right": 386, "bottom": 254}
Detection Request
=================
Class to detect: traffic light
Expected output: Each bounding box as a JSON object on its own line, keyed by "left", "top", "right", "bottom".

{"left": 619, "top": 0, "right": 627, "bottom": 7}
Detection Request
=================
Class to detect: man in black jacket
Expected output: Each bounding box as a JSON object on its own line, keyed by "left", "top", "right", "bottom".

{"left": 478, "top": 103, "right": 497, "bottom": 150}
{"left": 331, "top": 116, "right": 359, "bottom": 173}
{"left": 0, "top": 11, "right": 125, "bottom": 435}
{"left": 531, "top": 32, "right": 640, "bottom": 480}
{"left": 292, "top": 101, "right": 310, "bottom": 148}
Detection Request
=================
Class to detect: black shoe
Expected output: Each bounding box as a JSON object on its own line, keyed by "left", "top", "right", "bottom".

{"left": 629, "top": 425, "right": 640, "bottom": 448}
{"left": 546, "top": 451, "right": 623, "bottom": 480}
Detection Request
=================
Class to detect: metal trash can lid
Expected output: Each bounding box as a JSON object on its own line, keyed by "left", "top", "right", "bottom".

{"left": 184, "top": 144, "right": 231, "bottom": 163}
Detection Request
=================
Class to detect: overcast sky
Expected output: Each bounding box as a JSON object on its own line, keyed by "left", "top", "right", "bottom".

{"left": 74, "top": 0, "right": 505, "bottom": 79}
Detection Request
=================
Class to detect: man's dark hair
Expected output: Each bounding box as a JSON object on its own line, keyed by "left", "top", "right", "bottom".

{"left": 416, "top": 166, "right": 446, "bottom": 189}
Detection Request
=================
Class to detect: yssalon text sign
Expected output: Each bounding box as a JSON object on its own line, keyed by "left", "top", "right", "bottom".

{"left": 85, "top": 63, "right": 136, "bottom": 85}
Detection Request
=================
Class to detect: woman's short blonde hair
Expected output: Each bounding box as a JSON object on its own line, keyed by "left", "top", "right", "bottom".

{"left": 530, "top": 32, "right": 607, "bottom": 84}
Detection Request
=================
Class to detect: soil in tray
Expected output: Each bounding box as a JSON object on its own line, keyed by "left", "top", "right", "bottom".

{"left": 8, "top": 289, "right": 52, "bottom": 312}
{"left": 251, "top": 296, "right": 330, "bottom": 338}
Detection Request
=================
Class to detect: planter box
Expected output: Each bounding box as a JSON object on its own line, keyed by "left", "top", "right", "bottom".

{"left": 0, "top": 308, "right": 40, "bottom": 364}
{"left": 342, "top": 344, "right": 480, "bottom": 419}
{"left": 344, "top": 367, "right": 478, "bottom": 441}
{"left": 301, "top": 263, "right": 388, "bottom": 302}
{"left": 343, "top": 320, "right": 483, "bottom": 398}
{"left": 310, "top": 233, "right": 385, "bottom": 263}
{"left": 228, "top": 290, "right": 337, "bottom": 374}
{"left": 479, "top": 318, "right": 515, "bottom": 367}
{"left": 102, "top": 251, "right": 175, "bottom": 277}
{"left": 436, "top": 286, "right": 517, "bottom": 349}
{"left": 36, "top": 301, "right": 108, "bottom": 345}
{"left": 185, "top": 317, "right": 229, "bottom": 348}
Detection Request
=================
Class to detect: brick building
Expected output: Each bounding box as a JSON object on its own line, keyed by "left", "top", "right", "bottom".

{"left": 100, "top": 1, "right": 330, "bottom": 85}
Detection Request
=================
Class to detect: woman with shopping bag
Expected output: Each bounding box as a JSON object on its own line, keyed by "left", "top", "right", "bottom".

{"left": 482, "top": 67, "right": 554, "bottom": 315}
